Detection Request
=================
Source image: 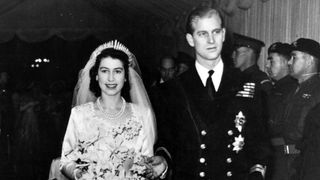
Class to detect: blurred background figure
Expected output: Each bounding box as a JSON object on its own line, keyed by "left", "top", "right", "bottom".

{"left": 42, "top": 80, "right": 71, "bottom": 177}
{"left": 175, "top": 51, "right": 194, "bottom": 75}
{"left": 265, "top": 42, "right": 298, "bottom": 180}
{"left": 232, "top": 33, "right": 272, "bottom": 94}
{"left": 0, "top": 68, "right": 16, "bottom": 179}
{"left": 151, "top": 55, "right": 178, "bottom": 87}
{"left": 232, "top": 33, "right": 272, "bottom": 128}
{"left": 0, "top": 69, "right": 14, "bottom": 138}
{"left": 14, "top": 81, "right": 44, "bottom": 180}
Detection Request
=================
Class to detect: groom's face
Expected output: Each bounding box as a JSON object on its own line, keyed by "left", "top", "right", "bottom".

{"left": 186, "top": 14, "right": 225, "bottom": 62}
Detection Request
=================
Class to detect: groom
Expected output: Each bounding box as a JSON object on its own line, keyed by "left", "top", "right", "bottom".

{"left": 149, "top": 5, "right": 271, "bottom": 180}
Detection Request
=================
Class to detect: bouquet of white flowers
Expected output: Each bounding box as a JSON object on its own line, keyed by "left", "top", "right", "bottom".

{"left": 66, "top": 130, "right": 149, "bottom": 180}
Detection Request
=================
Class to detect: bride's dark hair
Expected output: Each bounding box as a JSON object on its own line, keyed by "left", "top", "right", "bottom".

{"left": 89, "top": 48, "right": 130, "bottom": 99}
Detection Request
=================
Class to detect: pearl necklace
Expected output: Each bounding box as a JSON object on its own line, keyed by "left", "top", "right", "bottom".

{"left": 97, "top": 97, "right": 126, "bottom": 120}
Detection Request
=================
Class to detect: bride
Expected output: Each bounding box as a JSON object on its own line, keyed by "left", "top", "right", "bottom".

{"left": 60, "top": 41, "right": 157, "bottom": 180}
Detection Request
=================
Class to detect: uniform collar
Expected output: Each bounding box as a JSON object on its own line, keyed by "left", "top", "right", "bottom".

{"left": 274, "top": 75, "right": 297, "bottom": 92}
{"left": 275, "top": 75, "right": 296, "bottom": 86}
{"left": 243, "top": 64, "right": 259, "bottom": 75}
{"left": 299, "top": 74, "right": 320, "bottom": 86}
{"left": 195, "top": 59, "right": 224, "bottom": 91}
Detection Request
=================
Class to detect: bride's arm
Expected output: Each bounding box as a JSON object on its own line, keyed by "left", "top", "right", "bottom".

{"left": 60, "top": 108, "right": 81, "bottom": 179}
{"left": 140, "top": 107, "right": 155, "bottom": 156}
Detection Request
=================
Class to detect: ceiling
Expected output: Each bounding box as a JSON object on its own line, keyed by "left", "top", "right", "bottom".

{"left": 0, "top": 0, "right": 212, "bottom": 42}
{"left": 87, "top": 0, "right": 205, "bottom": 26}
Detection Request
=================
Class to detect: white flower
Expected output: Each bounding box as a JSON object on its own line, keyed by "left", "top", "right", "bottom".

{"left": 232, "top": 135, "right": 245, "bottom": 153}
{"left": 302, "top": 93, "right": 311, "bottom": 99}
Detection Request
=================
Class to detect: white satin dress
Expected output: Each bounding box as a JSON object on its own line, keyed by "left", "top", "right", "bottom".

{"left": 60, "top": 99, "right": 154, "bottom": 180}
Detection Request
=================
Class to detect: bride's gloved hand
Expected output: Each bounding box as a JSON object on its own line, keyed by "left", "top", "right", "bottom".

{"left": 144, "top": 156, "right": 168, "bottom": 179}
{"left": 73, "top": 168, "right": 83, "bottom": 180}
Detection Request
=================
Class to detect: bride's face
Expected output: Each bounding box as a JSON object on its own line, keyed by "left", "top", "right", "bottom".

{"left": 96, "top": 57, "right": 125, "bottom": 97}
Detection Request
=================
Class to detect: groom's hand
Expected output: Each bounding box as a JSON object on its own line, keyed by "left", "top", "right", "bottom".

{"left": 145, "top": 156, "right": 168, "bottom": 179}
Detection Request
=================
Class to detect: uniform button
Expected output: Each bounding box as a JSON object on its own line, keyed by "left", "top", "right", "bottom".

{"left": 199, "top": 158, "right": 206, "bottom": 163}
{"left": 227, "top": 171, "right": 232, "bottom": 177}
{"left": 226, "top": 158, "right": 232, "bottom": 163}
{"left": 227, "top": 130, "right": 233, "bottom": 136}
{"left": 201, "top": 130, "right": 207, "bottom": 136}
{"left": 227, "top": 144, "right": 231, "bottom": 148}
{"left": 199, "top": 172, "right": 205, "bottom": 177}
{"left": 200, "top": 144, "right": 206, "bottom": 149}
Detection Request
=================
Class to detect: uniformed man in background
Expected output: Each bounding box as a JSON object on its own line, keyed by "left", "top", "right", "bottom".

{"left": 281, "top": 38, "right": 320, "bottom": 180}
{"left": 265, "top": 42, "right": 298, "bottom": 180}
{"left": 232, "top": 33, "right": 273, "bottom": 95}
{"left": 232, "top": 33, "right": 273, "bottom": 128}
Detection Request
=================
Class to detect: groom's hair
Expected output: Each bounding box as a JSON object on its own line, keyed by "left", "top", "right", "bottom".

{"left": 185, "top": 6, "right": 224, "bottom": 34}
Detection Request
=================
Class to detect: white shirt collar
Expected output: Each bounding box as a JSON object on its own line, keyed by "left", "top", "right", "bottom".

{"left": 195, "top": 59, "right": 224, "bottom": 91}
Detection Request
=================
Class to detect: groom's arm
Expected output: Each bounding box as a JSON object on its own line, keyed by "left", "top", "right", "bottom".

{"left": 148, "top": 84, "right": 175, "bottom": 179}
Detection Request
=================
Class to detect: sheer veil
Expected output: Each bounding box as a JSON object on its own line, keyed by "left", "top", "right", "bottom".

{"left": 72, "top": 40, "right": 156, "bottom": 145}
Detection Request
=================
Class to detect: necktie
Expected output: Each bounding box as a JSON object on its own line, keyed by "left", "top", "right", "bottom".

{"left": 206, "top": 70, "right": 215, "bottom": 100}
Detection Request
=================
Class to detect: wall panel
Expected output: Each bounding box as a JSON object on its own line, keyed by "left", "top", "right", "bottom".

{"left": 224, "top": 0, "right": 320, "bottom": 70}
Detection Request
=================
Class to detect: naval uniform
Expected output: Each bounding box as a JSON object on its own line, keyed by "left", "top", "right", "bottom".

{"left": 151, "top": 60, "right": 271, "bottom": 180}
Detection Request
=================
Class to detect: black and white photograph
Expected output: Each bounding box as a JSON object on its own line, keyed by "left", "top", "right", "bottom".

{"left": 0, "top": 0, "right": 320, "bottom": 180}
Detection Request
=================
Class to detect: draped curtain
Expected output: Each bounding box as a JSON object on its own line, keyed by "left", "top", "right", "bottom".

{"left": 0, "top": 0, "right": 25, "bottom": 16}
{"left": 223, "top": 0, "right": 320, "bottom": 69}
{"left": 0, "top": 0, "right": 124, "bottom": 43}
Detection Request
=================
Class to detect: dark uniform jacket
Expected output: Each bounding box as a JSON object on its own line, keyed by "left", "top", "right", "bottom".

{"left": 282, "top": 75, "right": 320, "bottom": 145}
{"left": 297, "top": 103, "right": 320, "bottom": 180}
{"left": 242, "top": 65, "right": 273, "bottom": 95}
{"left": 268, "top": 75, "right": 298, "bottom": 137}
{"left": 242, "top": 65, "right": 273, "bottom": 128}
{"left": 266, "top": 75, "right": 298, "bottom": 180}
{"left": 151, "top": 64, "right": 271, "bottom": 180}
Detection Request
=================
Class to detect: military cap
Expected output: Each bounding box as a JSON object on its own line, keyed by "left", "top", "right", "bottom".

{"left": 291, "top": 38, "right": 320, "bottom": 60}
{"left": 233, "top": 33, "right": 265, "bottom": 54}
{"left": 268, "top": 42, "right": 292, "bottom": 59}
